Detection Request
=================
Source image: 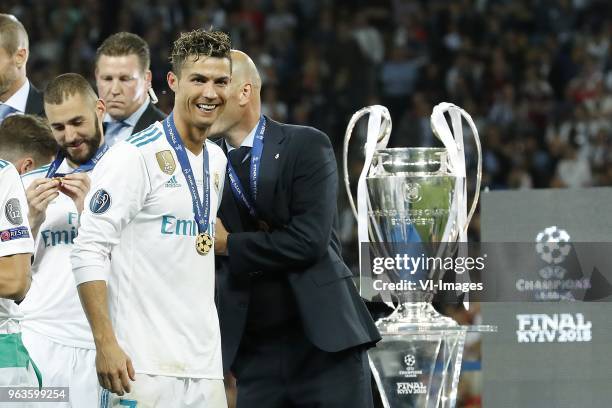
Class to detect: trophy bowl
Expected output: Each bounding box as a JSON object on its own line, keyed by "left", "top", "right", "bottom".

{"left": 366, "top": 147, "right": 457, "bottom": 319}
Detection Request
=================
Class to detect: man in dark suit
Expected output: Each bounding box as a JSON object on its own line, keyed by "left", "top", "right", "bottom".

{"left": 94, "top": 32, "right": 165, "bottom": 146}
{"left": 213, "top": 50, "right": 380, "bottom": 408}
{"left": 0, "top": 14, "right": 44, "bottom": 121}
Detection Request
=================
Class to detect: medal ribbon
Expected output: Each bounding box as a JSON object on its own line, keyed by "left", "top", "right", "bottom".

{"left": 45, "top": 143, "right": 109, "bottom": 178}
{"left": 163, "top": 113, "right": 211, "bottom": 236}
{"left": 226, "top": 115, "right": 266, "bottom": 218}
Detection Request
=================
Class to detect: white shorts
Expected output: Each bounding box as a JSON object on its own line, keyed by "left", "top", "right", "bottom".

{"left": 20, "top": 328, "right": 97, "bottom": 407}
{"left": 98, "top": 374, "right": 227, "bottom": 408}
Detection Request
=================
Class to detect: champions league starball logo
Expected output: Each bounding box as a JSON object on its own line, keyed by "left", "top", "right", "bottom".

{"left": 402, "top": 182, "right": 421, "bottom": 203}
{"left": 535, "top": 226, "right": 571, "bottom": 265}
{"left": 404, "top": 354, "right": 416, "bottom": 368}
{"left": 531, "top": 226, "right": 574, "bottom": 300}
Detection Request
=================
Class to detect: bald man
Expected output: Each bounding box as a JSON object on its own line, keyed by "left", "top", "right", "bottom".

{"left": 212, "top": 50, "right": 380, "bottom": 408}
{"left": 0, "top": 14, "right": 44, "bottom": 121}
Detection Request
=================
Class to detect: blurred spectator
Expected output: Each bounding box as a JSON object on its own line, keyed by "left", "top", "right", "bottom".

{"left": 552, "top": 138, "right": 593, "bottom": 188}
{"left": 380, "top": 45, "right": 426, "bottom": 124}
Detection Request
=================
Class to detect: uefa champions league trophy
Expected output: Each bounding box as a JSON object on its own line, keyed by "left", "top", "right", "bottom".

{"left": 343, "top": 103, "right": 492, "bottom": 407}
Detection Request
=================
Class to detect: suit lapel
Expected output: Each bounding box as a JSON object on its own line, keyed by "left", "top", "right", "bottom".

{"left": 25, "top": 82, "right": 44, "bottom": 116}
{"left": 133, "top": 103, "right": 167, "bottom": 134}
{"left": 255, "top": 117, "right": 285, "bottom": 220}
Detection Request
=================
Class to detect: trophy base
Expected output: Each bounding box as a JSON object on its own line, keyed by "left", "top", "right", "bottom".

{"left": 369, "top": 302, "right": 466, "bottom": 408}
{"left": 376, "top": 302, "right": 458, "bottom": 332}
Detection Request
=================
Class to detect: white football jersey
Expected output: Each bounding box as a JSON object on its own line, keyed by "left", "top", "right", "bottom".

{"left": 19, "top": 161, "right": 96, "bottom": 348}
{"left": 72, "top": 122, "right": 226, "bottom": 379}
{"left": 0, "top": 159, "right": 34, "bottom": 321}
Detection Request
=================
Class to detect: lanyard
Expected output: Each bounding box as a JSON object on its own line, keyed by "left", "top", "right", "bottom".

{"left": 163, "top": 113, "right": 211, "bottom": 235}
{"left": 45, "top": 143, "right": 109, "bottom": 178}
{"left": 226, "top": 116, "right": 266, "bottom": 217}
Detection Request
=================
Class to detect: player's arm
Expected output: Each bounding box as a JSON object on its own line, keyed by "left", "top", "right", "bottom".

{"left": 0, "top": 253, "right": 31, "bottom": 301}
{"left": 77, "top": 280, "right": 135, "bottom": 394}
{"left": 221, "top": 128, "right": 338, "bottom": 275}
{"left": 0, "top": 164, "right": 35, "bottom": 300}
{"left": 71, "top": 143, "right": 149, "bottom": 395}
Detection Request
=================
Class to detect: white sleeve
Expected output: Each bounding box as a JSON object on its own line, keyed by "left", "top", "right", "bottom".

{"left": 0, "top": 163, "right": 34, "bottom": 257}
{"left": 71, "top": 143, "right": 150, "bottom": 285}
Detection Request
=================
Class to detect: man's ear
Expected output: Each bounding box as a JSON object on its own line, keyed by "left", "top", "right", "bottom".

{"left": 145, "top": 70, "right": 153, "bottom": 90}
{"left": 16, "top": 157, "right": 34, "bottom": 175}
{"left": 14, "top": 47, "right": 27, "bottom": 68}
{"left": 167, "top": 71, "right": 178, "bottom": 92}
{"left": 95, "top": 98, "right": 106, "bottom": 122}
{"left": 238, "top": 83, "right": 252, "bottom": 107}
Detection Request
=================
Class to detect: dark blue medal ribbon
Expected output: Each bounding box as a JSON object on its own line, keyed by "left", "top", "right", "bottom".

{"left": 162, "top": 112, "right": 211, "bottom": 237}
{"left": 226, "top": 116, "right": 266, "bottom": 218}
{"left": 45, "top": 143, "right": 110, "bottom": 178}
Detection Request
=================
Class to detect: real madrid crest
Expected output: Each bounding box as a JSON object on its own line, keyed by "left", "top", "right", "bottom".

{"left": 156, "top": 150, "right": 176, "bottom": 175}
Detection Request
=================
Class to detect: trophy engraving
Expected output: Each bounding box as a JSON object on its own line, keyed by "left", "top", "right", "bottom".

{"left": 403, "top": 182, "right": 421, "bottom": 203}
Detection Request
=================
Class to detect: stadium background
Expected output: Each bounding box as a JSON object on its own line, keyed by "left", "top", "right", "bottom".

{"left": 4, "top": 0, "right": 611, "bottom": 406}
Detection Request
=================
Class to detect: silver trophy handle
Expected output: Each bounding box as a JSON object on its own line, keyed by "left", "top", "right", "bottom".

{"left": 460, "top": 109, "right": 482, "bottom": 233}
{"left": 430, "top": 103, "right": 482, "bottom": 235}
{"left": 343, "top": 106, "right": 392, "bottom": 220}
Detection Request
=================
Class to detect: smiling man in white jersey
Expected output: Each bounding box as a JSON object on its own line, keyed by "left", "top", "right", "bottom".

{"left": 18, "top": 73, "right": 109, "bottom": 407}
{"left": 0, "top": 158, "right": 39, "bottom": 400}
{"left": 72, "top": 29, "right": 230, "bottom": 408}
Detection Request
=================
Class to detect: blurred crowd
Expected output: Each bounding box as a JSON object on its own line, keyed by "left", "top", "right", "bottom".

{"left": 4, "top": 0, "right": 610, "bottom": 191}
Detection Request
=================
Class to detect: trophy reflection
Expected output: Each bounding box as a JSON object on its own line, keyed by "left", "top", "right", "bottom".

{"left": 343, "top": 103, "right": 491, "bottom": 407}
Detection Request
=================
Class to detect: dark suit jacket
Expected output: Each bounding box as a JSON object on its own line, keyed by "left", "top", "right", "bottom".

{"left": 216, "top": 117, "right": 381, "bottom": 373}
{"left": 25, "top": 82, "right": 44, "bottom": 117}
{"left": 132, "top": 102, "right": 166, "bottom": 135}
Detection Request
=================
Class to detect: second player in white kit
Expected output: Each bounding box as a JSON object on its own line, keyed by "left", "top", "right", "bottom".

{"left": 19, "top": 73, "right": 110, "bottom": 407}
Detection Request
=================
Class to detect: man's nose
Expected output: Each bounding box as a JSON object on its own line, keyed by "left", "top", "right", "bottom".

{"left": 64, "top": 125, "right": 78, "bottom": 143}
{"left": 110, "top": 78, "right": 121, "bottom": 95}
{"left": 202, "top": 83, "right": 217, "bottom": 99}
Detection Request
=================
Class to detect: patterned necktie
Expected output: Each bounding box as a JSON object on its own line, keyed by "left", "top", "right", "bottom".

{"left": 0, "top": 104, "right": 19, "bottom": 122}
{"left": 229, "top": 146, "right": 251, "bottom": 165}
{"left": 104, "top": 121, "right": 130, "bottom": 146}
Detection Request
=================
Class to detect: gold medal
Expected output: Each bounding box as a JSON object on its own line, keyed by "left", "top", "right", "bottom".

{"left": 195, "top": 232, "right": 213, "bottom": 255}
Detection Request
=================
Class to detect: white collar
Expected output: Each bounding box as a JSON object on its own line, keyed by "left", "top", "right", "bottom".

{"left": 3, "top": 80, "right": 30, "bottom": 113}
{"left": 225, "top": 122, "right": 257, "bottom": 153}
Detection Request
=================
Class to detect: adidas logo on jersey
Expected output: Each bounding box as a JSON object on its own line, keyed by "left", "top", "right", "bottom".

{"left": 165, "top": 175, "right": 181, "bottom": 188}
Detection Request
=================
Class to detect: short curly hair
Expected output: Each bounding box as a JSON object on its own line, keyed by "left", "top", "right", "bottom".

{"left": 170, "top": 29, "right": 231, "bottom": 75}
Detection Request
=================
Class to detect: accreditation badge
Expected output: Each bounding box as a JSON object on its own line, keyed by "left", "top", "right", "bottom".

{"left": 213, "top": 172, "right": 220, "bottom": 193}
{"left": 156, "top": 150, "right": 176, "bottom": 175}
